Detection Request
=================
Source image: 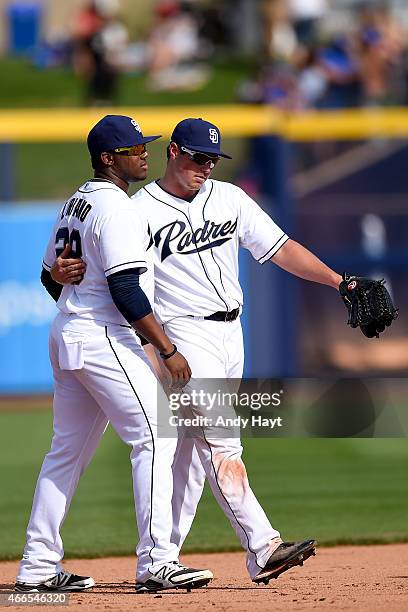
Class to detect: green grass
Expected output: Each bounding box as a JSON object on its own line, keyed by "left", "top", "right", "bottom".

{"left": 1, "top": 409, "right": 407, "bottom": 560}
{"left": 15, "top": 138, "right": 246, "bottom": 201}
{"left": 0, "top": 58, "right": 248, "bottom": 109}
{"left": 1, "top": 60, "right": 82, "bottom": 108}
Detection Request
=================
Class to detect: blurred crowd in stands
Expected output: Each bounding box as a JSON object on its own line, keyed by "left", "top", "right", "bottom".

{"left": 70, "top": 0, "right": 235, "bottom": 104}
{"left": 240, "top": 0, "right": 408, "bottom": 109}
{"left": 71, "top": 0, "right": 128, "bottom": 105}
{"left": 16, "top": 0, "right": 408, "bottom": 107}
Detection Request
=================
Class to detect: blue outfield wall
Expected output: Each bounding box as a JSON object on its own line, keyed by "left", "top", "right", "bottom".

{"left": 1, "top": 203, "right": 287, "bottom": 393}
{"left": 0, "top": 204, "right": 60, "bottom": 393}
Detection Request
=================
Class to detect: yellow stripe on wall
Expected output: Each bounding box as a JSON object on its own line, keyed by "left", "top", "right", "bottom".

{"left": 284, "top": 108, "right": 408, "bottom": 140}
{"left": 1, "top": 106, "right": 408, "bottom": 142}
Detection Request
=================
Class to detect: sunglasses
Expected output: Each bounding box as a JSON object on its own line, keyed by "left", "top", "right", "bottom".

{"left": 112, "top": 144, "right": 147, "bottom": 156}
{"left": 180, "top": 146, "right": 220, "bottom": 168}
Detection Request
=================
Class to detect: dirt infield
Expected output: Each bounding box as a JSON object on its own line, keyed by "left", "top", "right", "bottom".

{"left": 1, "top": 545, "right": 407, "bottom": 611}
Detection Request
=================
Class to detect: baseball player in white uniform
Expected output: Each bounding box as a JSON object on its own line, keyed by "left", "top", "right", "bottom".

{"left": 52, "top": 118, "right": 342, "bottom": 585}
{"left": 15, "top": 115, "right": 212, "bottom": 595}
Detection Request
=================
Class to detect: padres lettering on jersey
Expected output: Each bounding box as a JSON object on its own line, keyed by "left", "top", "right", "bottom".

{"left": 154, "top": 217, "right": 238, "bottom": 261}
{"left": 43, "top": 180, "right": 151, "bottom": 326}
{"left": 133, "top": 179, "right": 289, "bottom": 324}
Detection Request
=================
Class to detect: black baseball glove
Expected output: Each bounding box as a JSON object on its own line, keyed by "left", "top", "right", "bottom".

{"left": 339, "top": 273, "right": 398, "bottom": 338}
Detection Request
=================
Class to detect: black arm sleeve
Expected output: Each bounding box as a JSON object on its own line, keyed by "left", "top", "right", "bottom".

{"left": 107, "top": 269, "right": 152, "bottom": 324}
{"left": 41, "top": 267, "right": 63, "bottom": 302}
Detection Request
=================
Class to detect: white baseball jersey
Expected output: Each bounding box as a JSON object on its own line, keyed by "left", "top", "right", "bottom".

{"left": 43, "top": 180, "right": 152, "bottom": 326}
{"left": 132, "top": 179, "right": 289, "bottom": 323}
{"left": 132, "top": 178, "right": 286, "bottom": 578}
{"left": 21, "top": 178, "right": 180, "bottom": 584}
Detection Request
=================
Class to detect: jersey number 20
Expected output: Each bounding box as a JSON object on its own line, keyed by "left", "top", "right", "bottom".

{"left": 55, "top": 228, "right": 83, "bottom": 258}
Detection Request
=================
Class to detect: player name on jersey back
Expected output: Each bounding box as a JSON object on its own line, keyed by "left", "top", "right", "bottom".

{"left": 43, "top": 180, "right": 151, "bottom": 326}
{"left": 60, "top": 197, "right": 92, "bottom": 222}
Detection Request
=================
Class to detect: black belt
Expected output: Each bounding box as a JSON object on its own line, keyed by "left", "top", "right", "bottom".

{"left": 204, "top": 308, "right": 240, "bottom": 322}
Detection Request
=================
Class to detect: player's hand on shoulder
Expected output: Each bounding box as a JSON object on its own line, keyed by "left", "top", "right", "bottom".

{"left": 51, "top": 244, "right": 87, "bottom": 285}
{"left": 162, "top": 349, "right": 192, "bottom": 388}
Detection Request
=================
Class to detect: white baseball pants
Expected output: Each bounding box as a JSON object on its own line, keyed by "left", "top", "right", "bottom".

{"left": 162, "top": 316, "right": 281, "bottom": 579}
{"left": 18, "top": 313, "right": 178, "bottom": 583}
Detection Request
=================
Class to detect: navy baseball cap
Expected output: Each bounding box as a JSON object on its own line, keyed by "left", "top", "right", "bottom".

{"left": 87, "top": 115, "right": 161, "bottom": 157}
{"left": 171, "top": 118, "right": 232, "bottom": 159}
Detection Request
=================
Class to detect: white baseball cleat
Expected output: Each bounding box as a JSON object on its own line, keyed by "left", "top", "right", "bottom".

{"left": 136, "top": 561, "right": 213, "bottom": 593}
{"left": 15, "top": 570, "right": 95, "bottom": 592}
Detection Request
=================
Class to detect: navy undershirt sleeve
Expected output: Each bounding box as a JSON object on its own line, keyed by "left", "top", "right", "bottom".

{"left": 41, "top": 267, "right": 63, "bottom": 302}
{"left": 107, "top": 268, "right": 152, "bottom": 324}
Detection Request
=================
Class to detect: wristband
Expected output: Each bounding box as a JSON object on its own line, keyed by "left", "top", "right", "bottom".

{"left": 160, "top": 344, "right": 178, "bottom": 360}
